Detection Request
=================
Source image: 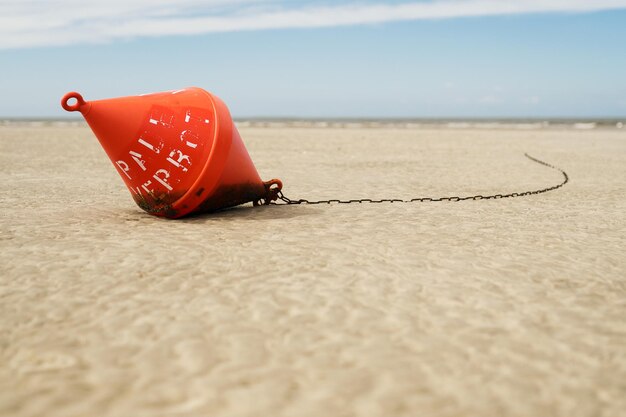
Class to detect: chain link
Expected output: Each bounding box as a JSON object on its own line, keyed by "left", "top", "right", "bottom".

{"left": 274, "top": 153, "right": 569, "bottom": 205}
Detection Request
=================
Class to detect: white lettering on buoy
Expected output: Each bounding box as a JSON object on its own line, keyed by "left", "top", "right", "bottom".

{"left": 149, "top": 110, "right": 174, "bottom": 128}
{"left": 115, "top": 160, "right": 132, "bottom": 179}
{"left": 141, "top": 179, "right": 153, "bottom": 194}
{"left": 138, "top": 137, "right": 159, "bottom": 153}
{"left": 166, "top": 149, "right": 191, "bottom": 172}
{"left": 130, "top": 186, "right": 142, "bottom": 197}
{"left": 129, "top": 150, "right": 147, "bottom": 171}
{"left": 123, "top": 107, "right": 204, "bottom": 200}
{"left": 153, "top": 169, "right": 173, "bottom": 191}
{"left": 184, "top": 110, "right": 209, "bottom": 125}
{"left": 180, "top": 130, "right": 199, "bottom": 149}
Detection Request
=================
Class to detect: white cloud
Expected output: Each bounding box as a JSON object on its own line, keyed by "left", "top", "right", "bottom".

{"left": 2, "top": 0, "right": 626, "bottom": 49}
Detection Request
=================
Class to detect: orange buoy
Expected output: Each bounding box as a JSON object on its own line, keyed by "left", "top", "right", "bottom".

{"left": 61, "top": 87, "right": 282, "bottom": 218}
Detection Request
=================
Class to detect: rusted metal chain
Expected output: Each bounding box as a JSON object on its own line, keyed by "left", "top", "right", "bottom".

{"left": 274, "top": 153, "right": 568, "bottom": 205}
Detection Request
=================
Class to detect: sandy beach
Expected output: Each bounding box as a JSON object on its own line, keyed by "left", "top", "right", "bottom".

{"left": 1, "top": 124, "right": 625, "bottom": 417}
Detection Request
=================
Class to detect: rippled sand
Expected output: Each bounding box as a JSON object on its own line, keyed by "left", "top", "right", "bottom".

{"left": 1, "top": 125, "right": 625, "bottom": 417}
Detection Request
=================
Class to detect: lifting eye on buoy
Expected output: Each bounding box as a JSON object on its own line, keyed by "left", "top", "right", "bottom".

{"left": 61, "top": 87, "right": 282, "bottom": 218}
{"left": 61, "top": 92, "right": 87, "bottom": 112}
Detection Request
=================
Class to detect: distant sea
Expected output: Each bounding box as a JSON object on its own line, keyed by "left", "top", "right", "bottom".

{"left": 1, "top": 118, "right": 624, "bottom": 130}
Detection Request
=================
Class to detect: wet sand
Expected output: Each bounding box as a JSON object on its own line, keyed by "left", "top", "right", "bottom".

{"left": 1, "top": 125, "right": 625, "bottom": 417}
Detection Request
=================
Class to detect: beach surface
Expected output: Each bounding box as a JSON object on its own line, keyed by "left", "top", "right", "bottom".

{"left": 1, "top": 124, "right": 625, "bottom": 417}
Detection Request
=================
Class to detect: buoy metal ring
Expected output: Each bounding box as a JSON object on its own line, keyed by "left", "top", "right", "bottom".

{"left": 61, "top": 92, "right": 86, "bottom": 112}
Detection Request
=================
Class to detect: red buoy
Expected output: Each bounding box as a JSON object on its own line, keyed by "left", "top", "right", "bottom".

{"left": 61, "top": 87, "right": 281, "bottom": 218}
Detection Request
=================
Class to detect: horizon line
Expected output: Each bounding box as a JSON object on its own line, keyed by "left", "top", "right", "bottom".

{"left": 3, "top": 116, "right": 625, "bottom": 122}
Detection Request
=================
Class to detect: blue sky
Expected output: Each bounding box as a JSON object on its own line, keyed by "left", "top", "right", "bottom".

{"left": 1, "top": 0, "right": 625, "bottom": 118}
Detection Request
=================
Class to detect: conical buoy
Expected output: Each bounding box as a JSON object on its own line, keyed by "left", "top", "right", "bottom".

{"left": 61, "top": 87, "right": 282, "bottom": 218}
